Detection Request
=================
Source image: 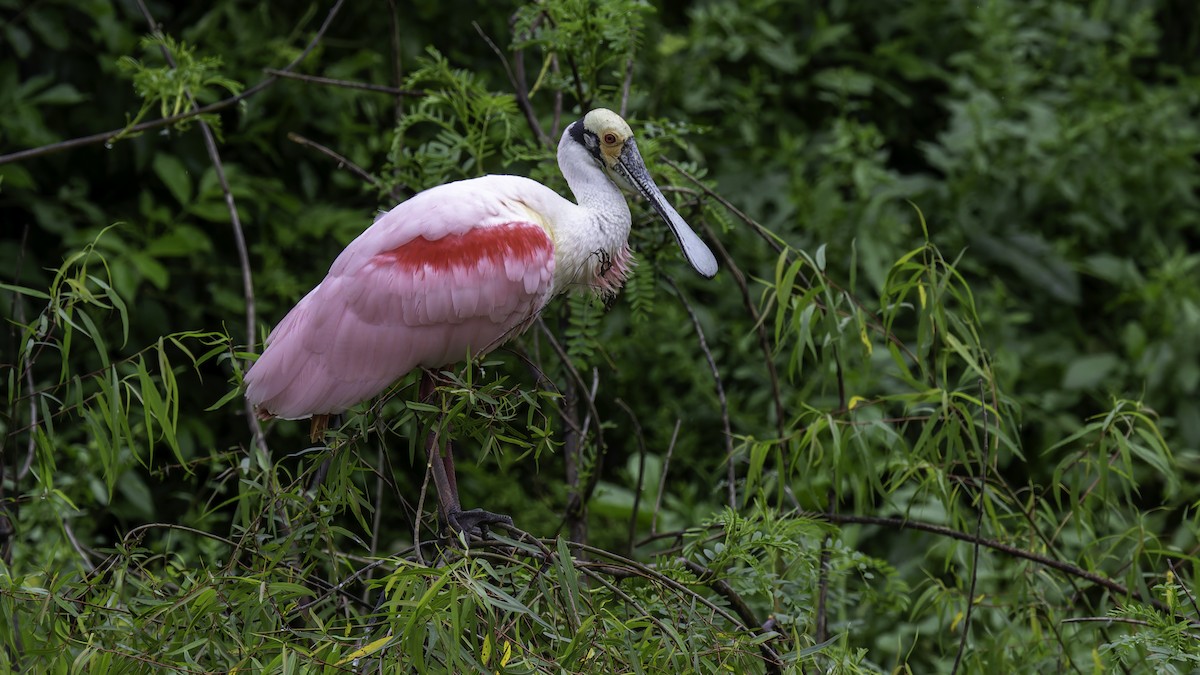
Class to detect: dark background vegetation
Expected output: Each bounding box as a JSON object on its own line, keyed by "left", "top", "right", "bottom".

{"left": 3, "top": 0, "right": 1200, "bottom": 671}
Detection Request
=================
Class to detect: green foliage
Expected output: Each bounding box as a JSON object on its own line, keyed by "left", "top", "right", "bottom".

{"left": 116, "top": 34, "right": 243, "bottom": 135}
{"left": 1099, "top": 577, "right": 1200, "bottom": 673}
{"left": 388, "top": 47, "right": 522, "bottom": 192}
{"left": 512, "top": 0, "right": 654, "bottom": 107}
{"left": 4, "top": 0, "right": 1200, "bottom": 672}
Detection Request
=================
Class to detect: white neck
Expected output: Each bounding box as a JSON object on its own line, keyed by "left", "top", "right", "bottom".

{"left": 548, "top": 125, "right": 635, "bottom": 294}
{"left": 558, "top": 127, "right": 631, "bottom": 234}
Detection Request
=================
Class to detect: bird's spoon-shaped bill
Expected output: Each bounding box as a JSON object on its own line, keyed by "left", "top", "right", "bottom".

{"left": 615, "top": 139, "right": 718, "bottom": 279}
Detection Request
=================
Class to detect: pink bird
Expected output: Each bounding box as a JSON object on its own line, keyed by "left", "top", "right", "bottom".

{"left": 244, "top": 108, "right": 717, "bottom": 533}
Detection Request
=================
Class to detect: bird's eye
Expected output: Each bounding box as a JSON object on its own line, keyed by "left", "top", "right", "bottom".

{"left": 603, "top": 133, "right": 618, "bottom": 145}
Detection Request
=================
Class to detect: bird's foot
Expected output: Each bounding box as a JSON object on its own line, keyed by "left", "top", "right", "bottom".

{"left": 444, "top": 508, "right": 513, "bottom": 540}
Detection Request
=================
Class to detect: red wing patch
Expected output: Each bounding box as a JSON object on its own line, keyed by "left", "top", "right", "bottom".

{"left": 375, "top": 222, "right": 553, "bottom": 271}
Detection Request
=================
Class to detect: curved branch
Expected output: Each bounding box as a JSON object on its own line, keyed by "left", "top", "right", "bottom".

{"left": 666, "top": 275, "right": 736, "bottom": 508}
{"left": 134, "top": 0, "right": 269, "bottom": 455}
{"left": 826, "top": 513, "right": 1171, "bottom": 615}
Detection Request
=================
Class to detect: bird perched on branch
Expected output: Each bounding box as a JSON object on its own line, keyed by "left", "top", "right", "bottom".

{"left": 244, "top": 108, "right": 717, "bottom": 534}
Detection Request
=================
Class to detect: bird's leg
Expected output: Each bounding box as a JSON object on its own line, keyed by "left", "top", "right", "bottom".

{"left": 307, "top": 413, "right": 342, "bottom": 498}
{"left": 424, "top": 424, "right": 461, "bottom": 521}
{"left": 309, "top": 413, "right": 332, "bottom": 443}
{"left": 419, "top": 370, "right": 513, "bottom": 538}
{"left": 440, "top": 436, "right": 512, "bottom": 536}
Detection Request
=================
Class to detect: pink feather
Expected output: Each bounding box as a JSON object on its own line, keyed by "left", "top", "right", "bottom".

{"left": 244, "top": 179, "right": 556, "bottom": 420}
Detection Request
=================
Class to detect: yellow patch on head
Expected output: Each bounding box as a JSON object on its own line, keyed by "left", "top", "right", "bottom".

{"left": 583, "top": 108, "right": 633, "bottom": 167}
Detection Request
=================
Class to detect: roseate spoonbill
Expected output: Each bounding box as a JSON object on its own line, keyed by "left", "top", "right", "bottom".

{"left": 244, "top": 108, "right": 717, "bottom": 534}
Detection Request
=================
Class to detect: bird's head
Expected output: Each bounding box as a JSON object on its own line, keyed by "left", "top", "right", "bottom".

{"left": 576, "top": 108, "right": 635, "bottom": 175}
{"left": 569, "top": 108, "right": 718, "bottom": 279}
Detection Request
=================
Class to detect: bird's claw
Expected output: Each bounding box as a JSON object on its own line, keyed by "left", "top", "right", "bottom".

{"left": 445, "top": 508, "right": 513, "bottom": 540}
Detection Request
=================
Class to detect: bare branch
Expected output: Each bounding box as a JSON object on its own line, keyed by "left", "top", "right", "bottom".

{"left": 286, "top": 132, "right": 407, "bottom": 202}
{"left": 952, "top": 380, "right": 992, "bottom": 675}
{"left": 666, "top": 276, "right": 736, "bottom": 508}
{"left": 616, "top": 398, "right": 647, "bottom": 555}
{"left": 619, "top": 52, "right": 635, "bottom": 118}
{"left": 825, "top": 512, "right": 1172, "bottom": 614}
{"left": 536, "top": 319, "right": 608, "bottom": 514}
{"left": 697, "top": 219, "right": 785, "bottom": 439}
{"left": 815, "top": 488, "right": 833, "bottom": 643}
{"left": 133, "top": 0, "right": 268, "bottom": 455}
{"left": 475, "top": 20, "right": 550, "bottom": 148}
{"left": 263, "top": 68, "right": 424, "bottom": 97}
{"left": 678, "top": 558, "right": 773, "bottom": 643}
{"left": 651, "top": 418, "right": 681, "bottom": 537}
{"left": 1061, "top": 615, "right": 1200, "bottom": 640}
{"left": 662, "top": 158, "right": 783, "bottom": 254}
{"left": 0, "top": 0, "right": 348, "bottom": 167}
{"left": 386, "top": 0, "right": 405, "bottom": 125}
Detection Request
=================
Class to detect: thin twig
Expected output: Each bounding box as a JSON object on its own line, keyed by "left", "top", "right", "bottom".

{"left": 386, "top": 0, "right": 405, "bottom": 126}
{"left": 561, "top": 350, "right": 585, "bottom": 544}
{"left": 815, "top": 487, "right": 833, "bottom": 644}
{"left": 1, "top": 223, "right": 38, "bottom": 511}
{"left": 619, "top": 52, "right": 635, "bottom": 117}
{"left": 951, "top": 380, "right": 991, "bottom": 675}
{"left": 662, "top": 158, "right": 783, "bottom": 254}
{"left": 0, "top": 0, "right": 348, "bottom": 167}
{"left": 476, "top": 20, "right": 549, "bottom": 148}
{"left": 698, "top": 219, "right": 785, "bottom": 439}
{"left": 286, "top": 132, "right": 406, "bottom": 202}
{"left": 1169, "top": 560, "right": 1200, "bottom": 621}
{"left": 616, "top": 399, "right": 647, "bottom": 556}
{"left": 665, "top": 276, "right": 735, "bottom": 508}
{"left": 365, "top": 442, "right": 387, "bottom": 598}
{"left": 667, "top": 158, "right": 927, "bottom": 382}
{"left": 651, "top": 419, "right": 681, "bottom": 537}
{"left": 263, "top": 68, "right": 423, "bottom": 97}
{"left": 11, "top": 225, "right": 37, "bottom": 482}
{"left": 536, "top": 319, "right": 608, "bottom": 508}
{"left": 565, "top": 539, "right": 785, "bottom": 671}
{"left": 1062, "top": 616, "right": 1200, "bottom": 640}
{"left": 817, "top": 351, "right": 850, "bottom": 643}
{"left": 133, "top": 0, "right": 269, "bottom": 457}
{"left": 577, "top": 368, "right": 600, "bottom": 447}
{"left": 61, "top": 520, "right": 96, "bottom": 572}
{"left": 550, "top": 54, "right": 563, "bottom": 140}
{"left": 825, "top": 513, "right": 1170, "bottom": 614}
{"left": 297, "top": 558, "right": 391, "bottom": 614}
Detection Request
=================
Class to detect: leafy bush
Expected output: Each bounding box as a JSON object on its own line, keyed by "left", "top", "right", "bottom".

{"left": 3, "top": 0, "right": 1200, "bottom": 672}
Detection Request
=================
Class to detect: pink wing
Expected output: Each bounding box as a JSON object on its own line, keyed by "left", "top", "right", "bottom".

{"left": 244, "top": 188, "right": 556, "bottom": 420}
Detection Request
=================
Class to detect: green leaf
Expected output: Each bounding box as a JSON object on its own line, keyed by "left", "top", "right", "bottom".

{"left": 1062, "top": 353, "right": 1120, "bottom": 390}
{"left": 0, "top": 282, "right": 51, "bottom": 300}
{"left": 153, "top": 153, "right": 193, "bottom": 205}
{"left": 30, "top": 83, "right": 86, "bottom": 106}
{"left": 3, "top": 24, "right": 32, "bottom": 59}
